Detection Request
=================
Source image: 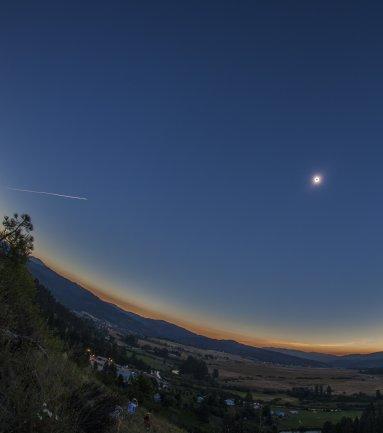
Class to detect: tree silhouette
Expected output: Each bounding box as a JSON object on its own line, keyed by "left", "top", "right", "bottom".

{"left": 0, "top": 213, "right": 34, "bottom": 262}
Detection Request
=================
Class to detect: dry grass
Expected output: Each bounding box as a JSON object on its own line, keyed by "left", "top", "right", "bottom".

{"left": 116, "top": 408, "right": 186, "bottom": 433}
{"left": 144, "top": 337, "right": 383, "bottom": 396}
{"left": 214, "top": 358, "right": 383, "bottom": 395}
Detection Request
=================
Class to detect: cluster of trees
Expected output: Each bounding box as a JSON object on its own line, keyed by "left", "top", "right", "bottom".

{"left": 0, "top": 213, "right": 33, "bottom": 263}
{"left": 124, "top": 333, "right": 138, "bottom": 347}
{"left": 179, "top": 355, "right": 209, "bottom": 380}
{"left": 146, "top": 385, "right": 275, "bottom": 433}
{"left": 153, "top": 347, "right": 169, "bottom": 358}
{"left": 323, "top": 403, "right": 383, "bottom": 433}
{"left": 315, "top": 384, "right": 333, "bottom": 396}
{"left": 289, "top": 384, "right": 333, "bottom": 400}
{"left": 218, "top": 405, "right": 274, "bottom": 433}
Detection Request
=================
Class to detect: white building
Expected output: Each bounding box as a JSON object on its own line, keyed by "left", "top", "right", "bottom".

{"left": 90, "top": 355, "right": 110, "bottom": 371}
{"left": 89, "top": 355, "right": 136, "bottom": 383}
{"left": 117, "top": 365, "right": 136, "bottom": 382}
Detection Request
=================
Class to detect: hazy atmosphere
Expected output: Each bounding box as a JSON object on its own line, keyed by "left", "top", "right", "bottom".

{"left": 1, "top": 1, "right": 383, "bottom": 354}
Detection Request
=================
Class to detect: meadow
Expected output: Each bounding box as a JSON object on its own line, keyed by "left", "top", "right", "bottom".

{"left": 142, "top": 337, "right": 383, "bottom": 397}
{"left": 276, "top": 408, "right": 361, "bottom": 430}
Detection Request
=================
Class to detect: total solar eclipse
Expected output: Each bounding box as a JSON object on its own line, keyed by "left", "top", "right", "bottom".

{"left": 312, "top": 175, "right": 322, "bottom": 185}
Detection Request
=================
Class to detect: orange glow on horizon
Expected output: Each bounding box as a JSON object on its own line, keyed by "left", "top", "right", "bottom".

{"left": 36, "top": 254, "right": 381, "bottom": 356}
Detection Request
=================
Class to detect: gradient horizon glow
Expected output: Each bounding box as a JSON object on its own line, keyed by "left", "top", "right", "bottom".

{"left": 1, "top": 1, "right": 383, "bottom": 355}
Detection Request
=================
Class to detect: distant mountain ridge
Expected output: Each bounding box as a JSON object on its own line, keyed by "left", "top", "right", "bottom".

{"left": 27, "top": 257, "right": 325, "bottom": 367}
{"left": 264, "top": 347, "right": 383, "bottom": 369}
{"left": 28, "top": 258, "right": 383, "bottom": 369}
{"left": 263, "top": 347, "right": 339, "bottom": 364}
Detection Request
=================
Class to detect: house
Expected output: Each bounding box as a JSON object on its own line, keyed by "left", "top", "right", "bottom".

{"left": 153, "top": 393, "right": 162, "bottom": 403}
{"left": 197, "top": 396, "right": 205, "bottom": 403}
{"left": 90, "top": 355, "right": 110, "bottom": 371}
{"left": 117, "top": 365, "right": 136, "bottom": 382}
{"left": 144, "top": 371, "right": 169, "bottom": 389}
{"left": 171, "top": 369, "right": 180, "bottom": 375}
{"left": 89, "top": 355, "right": 136, "bottom": 383}
{"left": 224, "top": 399, "right": 235, "bottom": 406}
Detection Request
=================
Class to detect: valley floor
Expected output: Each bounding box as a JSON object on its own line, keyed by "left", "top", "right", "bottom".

{"left": 143, "top": 337, "right": 383, "bottom": 396}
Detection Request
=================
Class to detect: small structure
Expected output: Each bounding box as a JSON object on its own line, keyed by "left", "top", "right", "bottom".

{"left": 89, "top": 354, "right": 137, "bottom": 383}
{"left": 127, "top": 399, "right": 138, "bottom": 415}
{"left": 117, "top": 365, "right": 136, "bottom": 382}
{"left": 153, "top": 393, "right": 162, "bottom": 403}
{"left": 151, "top": 370, "right": 162, "bottom": 380}
{"left": 144, "top": 371, "right": 169, "bottom": 389}
{"left": 225, "top": 399, "right": 235, "bottom": 407}
{"left": 197, "top": 396, "right": 205, "bottom": 403}
{"left": 90, "top": 355, "right": 110, "bottom": 371}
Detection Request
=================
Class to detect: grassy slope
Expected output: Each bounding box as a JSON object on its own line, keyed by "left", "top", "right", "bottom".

{"left": 277, "top": 409, "right": 361, "bottom": 430}
{"left": 119, "top": 408, "right": 186, "bottom": 433}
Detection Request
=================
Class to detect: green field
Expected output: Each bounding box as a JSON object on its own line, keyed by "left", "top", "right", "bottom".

{"left": 277, "top": 409, "right": 361, "bottom": 430}
{"left": 126, "top": 348, "right": 168, "bottom": 370}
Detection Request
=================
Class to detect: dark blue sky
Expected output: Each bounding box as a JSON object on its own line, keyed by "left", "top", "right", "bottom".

{"left": 1, "top": 1, "right": 383, "bottom": 352}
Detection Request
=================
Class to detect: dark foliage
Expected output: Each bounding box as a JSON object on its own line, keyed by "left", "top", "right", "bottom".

{"left": 0, "top": 213, "right": 34, "bottom": 263}
{"left": 35, "top": 280, "right": 130, "bottom": 365}
{"left": 180, "top": 355, "right": 209, "bottom": 380}
{"left": 67, "top": 382, "right": 119, "bottom": 433}
{"left": 323, "top": 403, "right": 383, "bottom": 433}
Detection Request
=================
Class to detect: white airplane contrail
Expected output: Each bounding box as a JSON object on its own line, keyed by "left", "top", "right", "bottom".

{"left": 6, "top": 187, "right": 88, "bottom": 201}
